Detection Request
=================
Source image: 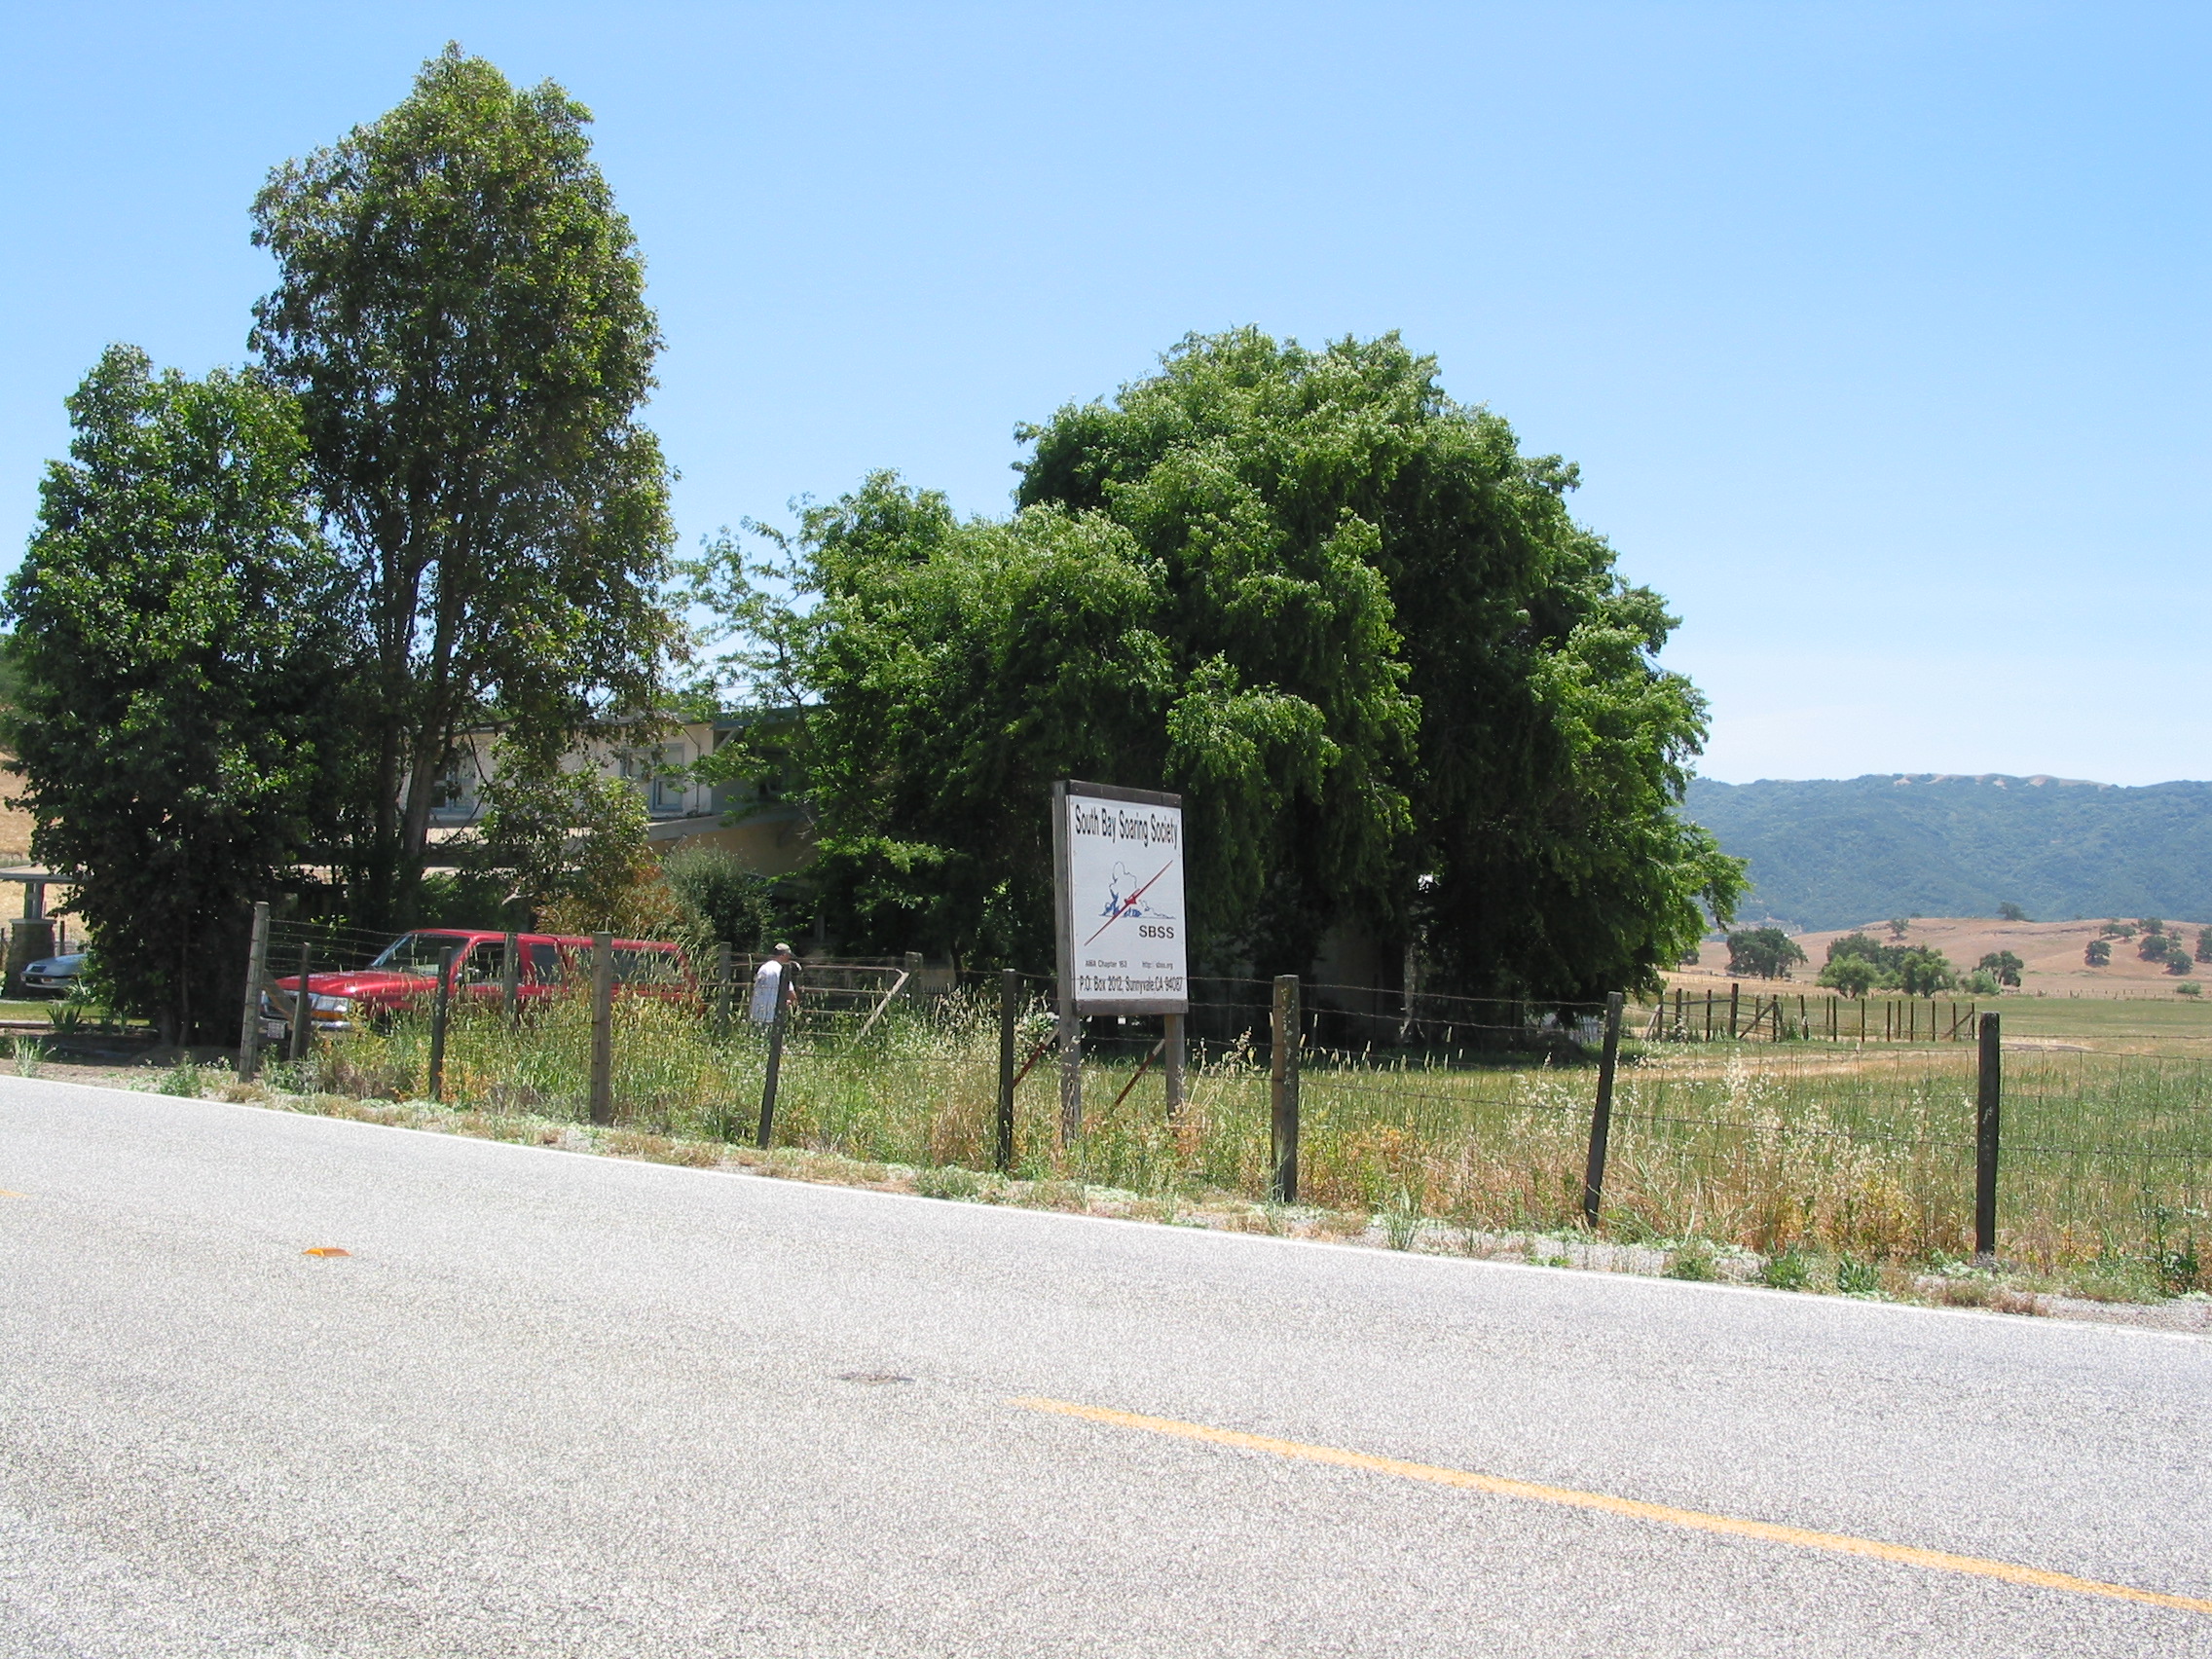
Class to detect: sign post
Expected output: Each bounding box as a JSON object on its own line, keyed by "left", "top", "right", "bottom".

{"left": 1052, "top": 780, "right": 1189, "bottom": 1142}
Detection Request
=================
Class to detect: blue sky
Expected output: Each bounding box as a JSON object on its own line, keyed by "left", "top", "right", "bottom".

{"left": 3, "top": 2, "right": 2202, "bottom": 784}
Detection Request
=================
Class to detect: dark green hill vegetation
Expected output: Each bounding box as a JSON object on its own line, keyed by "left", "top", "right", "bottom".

{"left": 1682, "top": 774, "right": 2212, "bottom": 932}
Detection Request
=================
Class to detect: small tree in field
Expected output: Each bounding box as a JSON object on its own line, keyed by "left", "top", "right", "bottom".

{"left": 2195, "top": 927, "right": 2212, "bottom": 964}
{"left": 2139, "top": 931, "right": 2172, "bottom": 962}
{"left": 1998, "top": 902, "right": 2029, "bottom": 922}
{"left": 1895, "top": 946, "right": 1957, "bottom": 997}
{"left": 1976, "top": 949, "right": 2024, "bottom": 988}
{"left": 1817, "top": 955, "right": 1880, "bottom": 998}
{"left": 1887, "top": 917, "right": 1911, "bottom": 940}
{"left": 1726, "top": 927, "right": 1806, "bottom": 979}
{"left": 2084, "top": 938, "right": 2112, "bottom": 967}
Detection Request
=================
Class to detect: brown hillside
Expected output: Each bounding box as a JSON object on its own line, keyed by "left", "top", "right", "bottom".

{"left": 1679, "top": 916, "right": 2209, "bottom": 996}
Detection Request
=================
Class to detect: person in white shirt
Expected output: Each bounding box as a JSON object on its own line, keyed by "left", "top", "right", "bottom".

{"left": 750, "top": 943, "right": 798, "bottom": 1026}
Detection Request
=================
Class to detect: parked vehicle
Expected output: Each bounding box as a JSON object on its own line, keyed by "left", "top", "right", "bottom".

{"left": 259, "top": 930, "right": 689, "bottom": 1039}
{"left": 19, "top": 952, "right": 87, "bottom": 997}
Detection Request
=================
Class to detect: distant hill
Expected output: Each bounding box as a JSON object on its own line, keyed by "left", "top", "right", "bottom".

{"left": 1680, "top": 774, "right": 2212, "bottom": 933}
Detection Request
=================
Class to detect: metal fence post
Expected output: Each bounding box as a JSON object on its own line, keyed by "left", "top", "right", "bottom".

{"left": 997, "top": 969, "right": 1018, "bottom": 1172}
{"left": 427, "top": 946, "right": 456, "bottom": 1102}
{"left": 1728, "top": 980, "right": 1741, "bottom": 1039}
{"left": 288, "top": 940, "right": 313, "bottom": 1062}
{"left": 237, "top": 901, "right": 270, "bottom": 1079}
{"left": 1271, "top": 975, "right": 1301, "bottom": 1202}
{"left": 1975, "top": 1012, "right": 2002, "bottom": 1260}
{"left": 1581, "top": 991, "right": 1624, "bottom": 1227}
{"left": 589, "top": 933, "right": 614, "bottom": 1126}
{"left": 757, "top": 961, "right": 793, "bottom": 1149}
{"left": 501, "top": 931, "right": 521, "bottom": 1027}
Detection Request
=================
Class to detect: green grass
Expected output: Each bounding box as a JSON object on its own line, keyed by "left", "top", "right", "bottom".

{"left": 313, "top": 988, "right": 2212, "bottom": 1293}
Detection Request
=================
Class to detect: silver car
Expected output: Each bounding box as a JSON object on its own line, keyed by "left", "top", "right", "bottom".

{"left": 19, "top": 953, "right": 86, "bottom": 997}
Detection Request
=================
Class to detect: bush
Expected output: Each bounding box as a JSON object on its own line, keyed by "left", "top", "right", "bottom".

{"left": 662, "top": 847, "right": 780, "bottom": 950}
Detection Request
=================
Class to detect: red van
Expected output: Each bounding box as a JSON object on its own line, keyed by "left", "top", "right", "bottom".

{"left": 259, "top": 930, "right": 689, "bottom": 1038}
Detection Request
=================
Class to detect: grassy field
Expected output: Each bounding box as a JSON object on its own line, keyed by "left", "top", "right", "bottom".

{"left": 286, "top": 985, "right": 2211, "bottom": 1301}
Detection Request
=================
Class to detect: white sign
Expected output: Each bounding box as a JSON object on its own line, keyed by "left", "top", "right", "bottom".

{"left": 1055, "top": 782, "right": 1187, "bottom": 1014}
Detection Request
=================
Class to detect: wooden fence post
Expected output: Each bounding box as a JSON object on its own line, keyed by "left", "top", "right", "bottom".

{"left": 1270, "top": 975, "right": 1302, "bottom": 1202}
{"left": 757, "top": 958, "right": 793, "bottom": 1149}
{"left": 589, "top": 933, "right": 614, "bottom": 1126}
{"left": 1581, "top": 991, "right": 1624, "bottom": 1227}
{"left": 501, "top": 932, "right": 521, "bottom": 1027}
{"left": 427, "top": 946, "right": 456, "bottom": 1102}
{"left": 288, "top": 940, "right": 313, "bottom": 1062}
{"left": 236, "top": 902, "right": 270, "bottom": 1080}
{"left": 1728, "top": 980, "right": 1741, "bottom": 1039}
{"left": 1975, "top": 1013, "right": 2002, "bottom": 1260}
{"left": 996, "top": 969, "right": 1018, "bottom": 1173}
{"left": 1162, "top": 1012, "right": 1186, "bottom": 1121}
{"left": 1057, "top": 1004, "right": 1083, "bottom": 1144}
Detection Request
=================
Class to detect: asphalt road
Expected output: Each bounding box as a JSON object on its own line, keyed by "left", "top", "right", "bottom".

{"left": 2, "top": 1080, "right": 2209, "bottom": 1658}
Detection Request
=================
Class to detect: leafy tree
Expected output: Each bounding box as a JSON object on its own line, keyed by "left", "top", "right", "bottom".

{"left": 1817, "top": 956, "right": 1880, "bottom": 998}
{"left": 1, "top": 347, "right": 347, "bottom": 1040}
{"left": 251, "top": 46, "right": 677, "bottom": 926}
{"left": 2138, "top": 931, "right": 2172, "bottom": 962}
{"left": 1963, "top": 968, "right": 2003, "bottom": 996}
{"left": 1887, "top": 917, "right": 1911, "bottom": 939}
{"left": 2167, "top": 949, "right": 2194, "bottom": 977}
{"left": 1997, "top": 901, "right": 2029, "bottom": 921}
{"left": 1726, "top": 927, "right": 1806, "bottom": 979}
{"left": 2139, "top": 917, "right": 2165, "bottom": 937}
{"left": 2195, "top": 927, "right": 2212, "bottom": 964}
{"left": 1976, "top": 949, "right": 2024, "bottom": 988}
{"left": 1014, "top": 329, "right": 1742, "bottom": 995}
{"left": 2102, "top": 919, "right": 2135, "bottom": 939}
{"left": 2084, "top": 938, "right": 2112, "bottom": 967}
{"left": 2179, "top": 981, "right": 2202, "bottom": 998}
{"left": 1894, "top": 945, "right": 1957, "bottom": 997}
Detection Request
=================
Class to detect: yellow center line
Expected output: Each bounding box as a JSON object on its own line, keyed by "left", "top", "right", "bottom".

{"left": 1012, "top": 1396, "right": 2212, "bottom": 1617}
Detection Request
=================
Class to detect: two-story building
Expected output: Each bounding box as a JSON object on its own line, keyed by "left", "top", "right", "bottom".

{"left": 424, "top": 713, "right": 815, "bottom": 876}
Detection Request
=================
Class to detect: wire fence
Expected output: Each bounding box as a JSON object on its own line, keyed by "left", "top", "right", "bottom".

{"left": 229, "top": 927, "right": 2211, "bottom": 1289}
